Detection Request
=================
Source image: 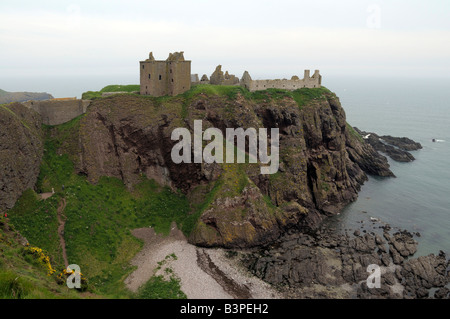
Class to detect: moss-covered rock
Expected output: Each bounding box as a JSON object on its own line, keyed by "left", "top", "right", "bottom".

{"left": 0, "top": 103, "right": 43, "bottom": 211}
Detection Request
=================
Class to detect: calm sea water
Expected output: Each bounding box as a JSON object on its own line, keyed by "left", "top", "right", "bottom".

{"left": 323, "top": 76, "right": 450, "bottom": 257}
{"left": 1, "top": 75, "right": 449, "bottom": 256}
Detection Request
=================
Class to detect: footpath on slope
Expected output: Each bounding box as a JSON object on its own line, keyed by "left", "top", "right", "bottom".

{"left": 57, "top": 197, "right": 68, "bottom": 268}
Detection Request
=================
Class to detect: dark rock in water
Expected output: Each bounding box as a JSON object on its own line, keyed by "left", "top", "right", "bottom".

{"left": 380, "top": 135, "right": 422, "bottom": 151}
{"left": 353, "top": 127, "right": 422, "bottom": 163}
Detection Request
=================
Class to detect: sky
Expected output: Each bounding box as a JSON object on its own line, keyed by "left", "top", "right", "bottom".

{"left": 0, "top": 0, "right": 449, "bottom": 96}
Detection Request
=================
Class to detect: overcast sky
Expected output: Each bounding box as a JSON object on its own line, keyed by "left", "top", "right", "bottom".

{"left": 1, "top": 0, "right": 449, "bottom": 93}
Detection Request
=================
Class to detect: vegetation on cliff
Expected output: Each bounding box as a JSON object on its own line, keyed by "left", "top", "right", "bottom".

{"left": 81, "top": 84, "right": 140, "bottom": 100}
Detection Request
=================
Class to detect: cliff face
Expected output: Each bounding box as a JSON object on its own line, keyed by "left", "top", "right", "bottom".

{"left": 0, "top": 103, "right": 44, "bottom": 211}
{"left": 76, "top": 89, "right": 392, "bottom": 248}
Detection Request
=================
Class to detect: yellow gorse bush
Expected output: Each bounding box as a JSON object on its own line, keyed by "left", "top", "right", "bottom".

{"left": 25, "top": 245, "right": 56, "bottom": 276}
{"left": 56, "top": 267, "right": 88, "bottom": 290}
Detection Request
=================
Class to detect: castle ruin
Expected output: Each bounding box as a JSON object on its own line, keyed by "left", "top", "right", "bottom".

{"left": 240, "top": 69, "right": 322, "bottom": 91}
{"left": 209, "top": 65, "right": 240, "bottom": 85}
{"left": 140, "top": 51, "right": 322, "bottom": 97}
{"left": 140, "top": 51, "right": 191, "bottom": 97}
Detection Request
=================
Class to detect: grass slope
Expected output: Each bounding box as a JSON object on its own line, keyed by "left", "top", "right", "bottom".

{"left": 0, "top": 216, "right": 83, "bottom": 299}
{"left": 8, "top": 115, "right": 190, "bottom": 298}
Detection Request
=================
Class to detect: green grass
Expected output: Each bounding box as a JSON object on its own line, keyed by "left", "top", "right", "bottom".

{"left": 100, "top": 85, "right": 140, "bottom": 93}
{"left": 8, "top": 190, "right": 62, "bottom": 267}
{"left": 292, "top": 87, "right": 331, "bottom": 108}
{"left": 135, "top": 275, "right": 186, "bottom": 299}
{"left": 81, "top": 84, "right": 140, "bottom": 100}
{"left": 186, "top": 84, "right": 331, "bottom": 109}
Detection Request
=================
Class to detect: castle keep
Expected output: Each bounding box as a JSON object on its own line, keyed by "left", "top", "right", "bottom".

{"left": 140, "top": 51, "right": 191, "bottom": 97}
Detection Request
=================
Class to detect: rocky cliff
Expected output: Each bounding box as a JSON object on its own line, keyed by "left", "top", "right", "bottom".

{"left": 0, "top": 103, "right": 44, "bottom": 211}
{"left": 74, "top": 88, "right": 393, "bottom": 248}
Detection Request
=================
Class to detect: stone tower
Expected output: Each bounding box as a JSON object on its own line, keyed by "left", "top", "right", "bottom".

{"left": 140, "top": 51, "right": 191, "bottom": 97}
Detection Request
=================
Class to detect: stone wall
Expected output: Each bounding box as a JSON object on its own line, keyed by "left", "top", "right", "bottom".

{"left": 22, "top": 99, "right": 90, "bottom": 125}
{"left": 241, "top": 70, "right": 322, "bottom": 91}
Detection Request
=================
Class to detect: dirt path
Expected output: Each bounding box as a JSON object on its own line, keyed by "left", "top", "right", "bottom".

{"left": 57, "top": 198, "right": 68, "bottom": 268}
{"left": 124, "top": 223, "right": 282, "bottom": 299}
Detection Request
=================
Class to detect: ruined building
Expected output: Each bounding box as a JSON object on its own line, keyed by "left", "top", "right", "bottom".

{"left": 240, "top": 69, "right": 322, "bottom": 91}
{"left": 140, "top": 51, "right": 191, "bottom": 97}
{"left": 209, "top": 65, "right": 240, "bottom": 85}
{"left": 139, "top": 51, "right": 321, "bottom": 96}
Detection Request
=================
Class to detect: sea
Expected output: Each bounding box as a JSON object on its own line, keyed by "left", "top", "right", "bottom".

{"left": 323, "top": 76, "right": 450, "bottom": 258}
{"left": 1, "top": 74, "right": 449, "bottom": 257}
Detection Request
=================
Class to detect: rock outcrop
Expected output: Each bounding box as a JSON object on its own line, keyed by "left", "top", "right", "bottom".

{"left": 75, "top": 89, "right": 393, "bottom": 248}
{"left": 0, "top": 103, "right": 44, "bottom": 211}
{"left": 354, "top": 128, "right": 422, "bottom": 162}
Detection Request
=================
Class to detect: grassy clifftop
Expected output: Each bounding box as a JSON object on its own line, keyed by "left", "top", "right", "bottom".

{"left": 81, "top": 85, "right": 140, "bottom": 100}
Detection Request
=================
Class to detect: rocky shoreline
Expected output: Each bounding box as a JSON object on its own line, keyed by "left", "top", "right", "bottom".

{"left": 354, "top": 127, "right": 423, "bottom": 163}
{"left": 239, "top": 224, "right": 449, "bottom": 299}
